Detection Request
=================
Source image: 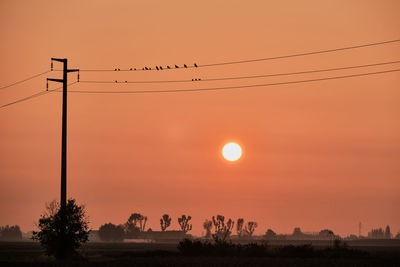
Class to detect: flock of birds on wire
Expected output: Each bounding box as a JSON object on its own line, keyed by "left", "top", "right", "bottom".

{"left": 114, "top": 63, "right": 198, "bottom": 71}
{"left": 112, "top": 63, "right": 201, "bottom": 83}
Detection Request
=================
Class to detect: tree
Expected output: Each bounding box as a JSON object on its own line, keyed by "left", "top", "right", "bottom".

{"left": 265, "top": 229, "right": 277, "bottom": 239}
{"left": 292, "top": 227, "right": 303, "bottom": 237}
{"left": 178, "top": 215, "right": 192, "bottom": 234}
{"left": 125, "top": 213, "right": 147, "bottom": 238}
{"left": 236, "top": 218, "right": 244, "bottom": 237}
{"left": 212, "top": 215, "right": 234, "bottom": 243}
{"left": 160, "top": 214, "right": 172, "bottom": 232}
{"left": 319, "top": 229, "right": 335, "bottom": 239}
{"left": 98, "top": 223, "right": 125, "bottom": 241}
{"left": 385, "top": 225, "right": 391, "bottom": 239}
{"left": 0, "top": 225, "right": 22, "bottom": 241}
{"left": 245, "top": 221, "right": 258, "bottom": 236}
{"left": 203, "top": 219, "right": 212, "bottom": 238}
{"left": 32, "top": 199, "right": 89, "bottom": 259}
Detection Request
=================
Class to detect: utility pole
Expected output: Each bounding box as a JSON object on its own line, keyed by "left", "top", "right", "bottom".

{"left": 47, "top": 58, "right": 79, "bottom": 213}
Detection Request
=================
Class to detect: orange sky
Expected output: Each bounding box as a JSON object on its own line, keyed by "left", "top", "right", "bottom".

{"left": 0, "top": 0, "right": 399, "bottom": 237}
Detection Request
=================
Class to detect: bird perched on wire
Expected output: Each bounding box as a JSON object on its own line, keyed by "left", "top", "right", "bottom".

{"left": 167, "top": 66, "right": 171, "bottom": 69}
{"left": 129, "top": 68, "right": 133, "bottom": 71}
{"left": 194, "top": 63, "right": 198, "bottom": 68}
{"left": 160, "top": 66, "right": 163, "bottom": 70}
{"left": 156, "top": 66, "right": 159, "bottom": 70}
{"left": 184, "top": 64, "right": 187, "bottom": 68}
{"left": 175, "top": 65, "right": 179, "bottom": 68}
{"left": 115, "top": 80, "right": 117, "bottom": 83}
{"left": 145, "top": 67, "right": 149, "bottom": 70}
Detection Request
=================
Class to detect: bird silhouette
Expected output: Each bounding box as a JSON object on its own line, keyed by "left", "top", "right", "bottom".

{"left": 198, "top": 78, "right": 201, "bottom": 81}
{"left": 156, "top": 66, "right": 159, "bottom": 70}
{"left": 160, "top": 66, "right": 163, "bottom": 70}
{"left": 125, "top": 81, "right": 127, "bottom": 83}
{"left": 184, "top": 64, "right": 187, "bottom": 68}
{"left": 117, "top": 68, "right": 121, "bottom": 71}
{"left": 145, "top": 67, "right": 148, "bottom": 70}
{"left": 114, "top": 68, "right": 117, "bottom": 71}
{"left": 167, "top": 66, "right": 171, "bottom": 69}
{"left": 192, "top": 79, "right": 194, "bottom": 81}
{"left": 115, "top": 80, "right": 117, "bottom": 83}
{"left": 129, "top": 68, "right": 133, "bottom": 71}
{"left": 134, "top": 68, "right": 137, "bottom": 71}
{"left": 175, "top": 65, "right": 179, "bottom": 68}
{"left": 194, "top": 63, "right": 198, "bottom": 67}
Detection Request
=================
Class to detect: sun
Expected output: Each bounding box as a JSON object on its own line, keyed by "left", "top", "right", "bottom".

{"left": 222, "top": 142, "right": 242, "bottom": 162}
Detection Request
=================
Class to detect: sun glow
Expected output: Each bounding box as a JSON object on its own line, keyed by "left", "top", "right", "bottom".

{"left": 222, "top": 142, "right": 242, "bottom": 162}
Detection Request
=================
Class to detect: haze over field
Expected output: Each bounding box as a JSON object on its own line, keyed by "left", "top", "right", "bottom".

{"left": 0, "top": 0, "right": 399, "bottom": 236}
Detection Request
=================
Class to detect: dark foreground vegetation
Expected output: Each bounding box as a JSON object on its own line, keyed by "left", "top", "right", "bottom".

{"left": 1, "top": 240, "right": 400, "bottom": 267}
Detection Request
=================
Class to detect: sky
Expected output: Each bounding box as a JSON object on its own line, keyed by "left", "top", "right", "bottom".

{"left": 0, "top": 0, "right": 399, "bottom": 237}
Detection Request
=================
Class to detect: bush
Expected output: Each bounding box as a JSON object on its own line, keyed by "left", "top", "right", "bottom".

{"left": 0, "top": 225, "right": 22, "bottom": 241}
{"left": 32, "top": 199, "right": 89, "bottom": 259}
{"left": 98, "top": 223, "right": 125, "bottom": 241}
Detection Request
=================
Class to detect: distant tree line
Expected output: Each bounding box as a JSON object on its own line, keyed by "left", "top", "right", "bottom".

{"left": 98, "top": 213, "right": 193, "bottom": 241}
{"left": 0, "top": 225, "right": 22, "bottom": 241}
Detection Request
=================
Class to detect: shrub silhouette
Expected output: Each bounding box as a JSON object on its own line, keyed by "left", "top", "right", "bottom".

{"left": 32, "top": 199, "right": 89, "bottom": 259}
{"left": 98, "top": 223, "right": 125, "bottom": 241}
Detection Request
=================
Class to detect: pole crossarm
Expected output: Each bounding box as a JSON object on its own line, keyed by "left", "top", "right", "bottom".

{"left": 51, "top": 58, "right": 67, "bottom": 63}
{"left": 47, "top": 78, "right": 64, "bottom": 83}
{"left": 67, "top": 69, "right": 79, "bottom": 73}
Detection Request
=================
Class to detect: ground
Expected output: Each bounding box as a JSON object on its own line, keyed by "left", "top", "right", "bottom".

{"left": 1, "top": 240, "right": 399, "bottom": 266}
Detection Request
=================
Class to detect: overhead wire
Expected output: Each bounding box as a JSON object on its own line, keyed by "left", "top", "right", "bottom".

{"left": 0, "top": 70, "right": 51, "bottom": 90}
{"left": 67, "top": 69, "right": 400, "bottom": 94}
{"left": 73, "top": 39, "right": 400, "bottom": 72}
{"left": 79, "top": 60, "right": 400, "bottom": 84}
{"left": 0, "top": 82, "right": 78, "bottom": 110}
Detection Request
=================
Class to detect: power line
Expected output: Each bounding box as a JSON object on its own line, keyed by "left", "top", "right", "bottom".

{"left": 1, "top": 68, "right": 398, "bottom": 110}
{"left": 74, "top": 39, "right": 400, "bottom": 72}
{"left": 67, "top": 69, "right": 400, "bottom": 94}
{"left": 0, "top": 82, "right": 78, "bottom": 110}
{"left": 0, "top": 70, "right": 51, "bottom": 90}
{"left": 79, "top": 60, "right": 400, "bottom": 84}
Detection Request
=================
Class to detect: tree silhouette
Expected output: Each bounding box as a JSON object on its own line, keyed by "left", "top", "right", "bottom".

{"left": 160, "top": 214, "right": 172, "bottom": 232}
{"left": 32, "top": 199, "right": 89, "bottom": 259}
{"left": 265, "top": 229, "right": 277, "bottom": 239}
{"left": 125, "top": 213, "right": 147, "bottom": 238}
{"left": 212, "top": 215, "right": 234, "bottom": 243}
{"left": 236, "top": 218, "right": 244, "bottom": 237}
{"left": 178, "top": 215, "right": 192, "bottom": 234}
{"left": 245, "top": 221, "right": 258, "bottom": 236}
{"left": 98, "top": 223, "right": 125, "bottom": 241}
{"left": 203, "top": 219, "right": 212, "bottom": 238}
{"left": 0, "top": 225, "right": 22, "bottom": 241}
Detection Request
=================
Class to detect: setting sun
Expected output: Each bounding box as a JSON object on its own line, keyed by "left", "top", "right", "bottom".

{"left": 222, "top": 142, "right": 242, "bottom": 162}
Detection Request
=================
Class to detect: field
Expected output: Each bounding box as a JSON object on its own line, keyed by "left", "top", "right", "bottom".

{"left": 1, "top": 239, "right": 399, "bottom": 267}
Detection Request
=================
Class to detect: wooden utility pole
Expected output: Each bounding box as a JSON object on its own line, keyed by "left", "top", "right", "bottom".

{"left": 47, "top": 58, "right": 79, "bottom": 212}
